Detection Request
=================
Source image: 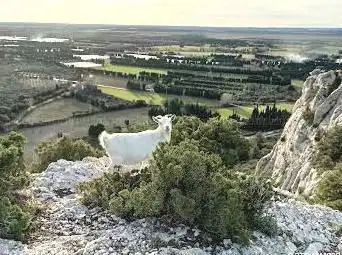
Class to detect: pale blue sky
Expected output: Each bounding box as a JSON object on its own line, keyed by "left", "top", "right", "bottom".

{"left": 0, "top": 0, "right": 341, "bottom": 27}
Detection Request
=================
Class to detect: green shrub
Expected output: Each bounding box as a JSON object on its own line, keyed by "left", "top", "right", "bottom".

{"left": 88, "top": 123, "right": 105, "bottom": 138}
{"left": 171, "top": 116, "right": 250, "bottom": 167}
{"left": 0, "top": 132, "right": 33, "bottom": 240}
{"left": 79, "top": 137, "right": 274, "bottom": 243}
{"left": 315, "top": 165, "right": 342, "bottom": 210}
{"left": 313, "top": 125, "right": 342, "bottom": 170}
{"left": 33, "top": 136, "right": 104, "bottom": 173}
{"left": 312, "top": 126, "right": 342, "bottom": 210}
{"left": 253, "top": 215, "right": 278, "bottom": 237}
{"left": 0, "top": 197, "right": 31, "bottom": 240}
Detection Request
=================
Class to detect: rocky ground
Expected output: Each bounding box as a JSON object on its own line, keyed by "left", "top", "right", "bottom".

{"left": 1, "top": 157, "right": 342, "bottom": 255}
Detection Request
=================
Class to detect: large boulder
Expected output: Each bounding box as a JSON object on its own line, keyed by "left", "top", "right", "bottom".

{"left": 257, "top": 69, "right": 342, "bottom": 197}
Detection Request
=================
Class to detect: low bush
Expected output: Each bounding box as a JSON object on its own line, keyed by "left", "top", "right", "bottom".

{"left": 171, "top": 116, "right": 250, "bottom": 167}
{"left": 33, "top": 136, "right": 105, "bottom": 173}
{"left": 313, "top": 125, "right": 342, "bottom": 170}
{"left": 0, "top": 132, "right": 34, "bottom": 240}
{"left": 312, "top": 126, "right": 342, "bottom": 210}
{"left": 315, "top": 164, "right": 342, "bottom": 210}
{"left": 79, "top": 127, "right": 274, "bottom": 243}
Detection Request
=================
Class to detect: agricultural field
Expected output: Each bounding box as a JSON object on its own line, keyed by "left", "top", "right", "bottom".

{"left": 19, "top": 107, "right": 149, "bottom": 162}
{"left": 217, "top": 102, "right": 295, "bottom": 119}
{"left": 101, "top": 63, "right": 167, "bottom": 75}
{"left": 98, "top": 85, "right": 220, "bottom": 107}
{"left": 98, "top": 84, "right": 295, "bottom": 119}
{"left": 150, "top": 44, "right": 218, "bottom": 57}
{"left": 291, "top": 79, "right": 305, "bottom": 92}
{"left": 85, "top": 74, "right": 128, "bottom": 88}
{"left": 21, "top": 98, "right": 99, "bottom": 124}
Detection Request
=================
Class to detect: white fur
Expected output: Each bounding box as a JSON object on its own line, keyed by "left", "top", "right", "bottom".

{"left": 99, "top": 114, "right": 175, "bottom": 168}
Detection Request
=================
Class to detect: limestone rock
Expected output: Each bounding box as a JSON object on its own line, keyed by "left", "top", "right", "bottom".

{"left": 2, "top": 140, "right": 342, "bottom": 254}
{"left": 257, "top": 70, "right": 342, "bottom": 197}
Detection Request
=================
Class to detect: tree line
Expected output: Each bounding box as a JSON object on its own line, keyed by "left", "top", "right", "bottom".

{"left": 148, "top": 98, "right": 219, "bottom": 121}
{"left": 229, "top": 104, "right": 291, "bottom": 131}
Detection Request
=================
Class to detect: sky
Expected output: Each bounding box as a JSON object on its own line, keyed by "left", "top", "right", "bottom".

{"left": 0, "top": 0, "right": 341, "bottom": 27}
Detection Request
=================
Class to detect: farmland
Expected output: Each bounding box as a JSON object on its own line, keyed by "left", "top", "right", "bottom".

{"left": 217, "top": 102, "right": 294, "bottom": 119}
{"left": 19, "top": 107, "right": 149, "bottom": 162}
{"left": 292, "top": 79, "right": 305, "bottom": 92}
{"left": 101, "top": 63, "right": 167, "bottom": 75}
{"left": 21, "top": 98, "right": 99, "bottom": 124}
{"left": 98, "top": 84, "right": 295, "bottom": 119}
{"left": 98, "top": 85, "right": 220, "bottom": 106}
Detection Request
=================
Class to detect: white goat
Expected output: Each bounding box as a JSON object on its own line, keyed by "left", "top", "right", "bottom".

{"left": 98, "top": 114, "right": 176, "bottom": 169}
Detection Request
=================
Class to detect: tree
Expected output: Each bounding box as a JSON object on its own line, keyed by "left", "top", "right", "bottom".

{"left": 148, "top": 106, "right": 165, "bottom": 118}
{"left": 88, "top": 123, "right": 105, "bottom": 138}
{"left": 124, "top": 120, "right": 130, "bottom": 127}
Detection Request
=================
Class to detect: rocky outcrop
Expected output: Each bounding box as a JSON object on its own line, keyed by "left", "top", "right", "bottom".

{"left": 1, "top": 158, "right": 342, "bottom": 255}
{"left": 257, "top": 70, "right": 342, "bottom": 197}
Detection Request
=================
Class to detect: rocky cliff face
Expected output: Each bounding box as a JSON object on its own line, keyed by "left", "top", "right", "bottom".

{"left": 1, "top": 157, "right": 342, "bottom": 255}
{"left": 257, "top": 69, "right": 342, "bottom": 198}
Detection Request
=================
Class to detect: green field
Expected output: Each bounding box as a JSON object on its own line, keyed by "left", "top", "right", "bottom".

{"left": 98, "top": 85, "right": 219, "bottom": 106}
{"left": 216, "top": 107, "right": 254, "bottom": 118}
{"left": 217, "top": 102, "right": 295, "bottom": 119}
{"left": 99, "top": 85, "right": 295, "bottom": 119}
{"left": 21, "top": 98, "right": 99, "bottom": 124}
{"left": 292, "top": 79, "right": 305, "bottom": 92}
{"left": 102, "top": 63, "right": 167, "bottom": 75}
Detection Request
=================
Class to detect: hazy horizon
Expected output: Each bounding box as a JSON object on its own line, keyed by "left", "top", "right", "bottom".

{"left": 0, "top": 0, "right": 341, "bottom": 28}
{"left": 1, "top": 21, "right": 342, "bottom": 29}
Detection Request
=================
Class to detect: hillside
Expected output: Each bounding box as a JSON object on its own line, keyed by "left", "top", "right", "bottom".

{"left": 257, "top": 69, "right": 342, "bottom": 198}
{"left": 1, "top": 156, "right": 342, "bottom": 254}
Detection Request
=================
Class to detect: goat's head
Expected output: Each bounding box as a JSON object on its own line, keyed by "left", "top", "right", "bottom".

{"left": 152, "top": 114, "right": 176, "bottom": 134}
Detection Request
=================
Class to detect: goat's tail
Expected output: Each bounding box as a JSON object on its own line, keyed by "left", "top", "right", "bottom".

{"left": 98, "top": 130, "right": 109, "bottom": 149}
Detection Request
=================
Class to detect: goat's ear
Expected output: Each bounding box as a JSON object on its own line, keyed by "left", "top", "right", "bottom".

{"left": 152, "top": 116, "right": 160, "bottom": 123}
{"left": 171, "top": 114, "right": 176, "bottom": 121}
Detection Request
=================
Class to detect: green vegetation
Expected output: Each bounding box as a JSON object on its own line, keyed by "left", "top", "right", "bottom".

{"left": 0, "top": 132, "right": 34, "bottom": 240}
{"left": 148, "top": 98, "right": 219, "bottom": 122}
{"left": 98, "top": 85, "right": 166, "bottom": 105}
{"left": 21, "top": 98, "right": 98, "bottom": 124}
{"left": 78, "top": 116, "right": 276, "bottom": 243}
{"left": 98, "top": 85, "right": 219, "bottom": 107}
{"left": 242, "top": 104, "right": 291, "bottom": 131}
{"left": 291, "top": 79, "right": 304, "bottom": 92}
{"left": 316, "top": 165, "right": 342, "bottom": 210}
{"left": 32, "top": 136, "right": 105, "bottom": 173}
{"left": 98, "top": 84, "right": 294, "bottom": 120}
{"left": 216, "top": 107, "right": 254, "bottom": 119}
{"left": 218, "top": 103, "right": 294, "bottom": 119}
{"left": 313, "top": 126, "right": 342, "bottom": 210}
{"left": 102, "top": 63, "right": 167, "bottom": 75}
